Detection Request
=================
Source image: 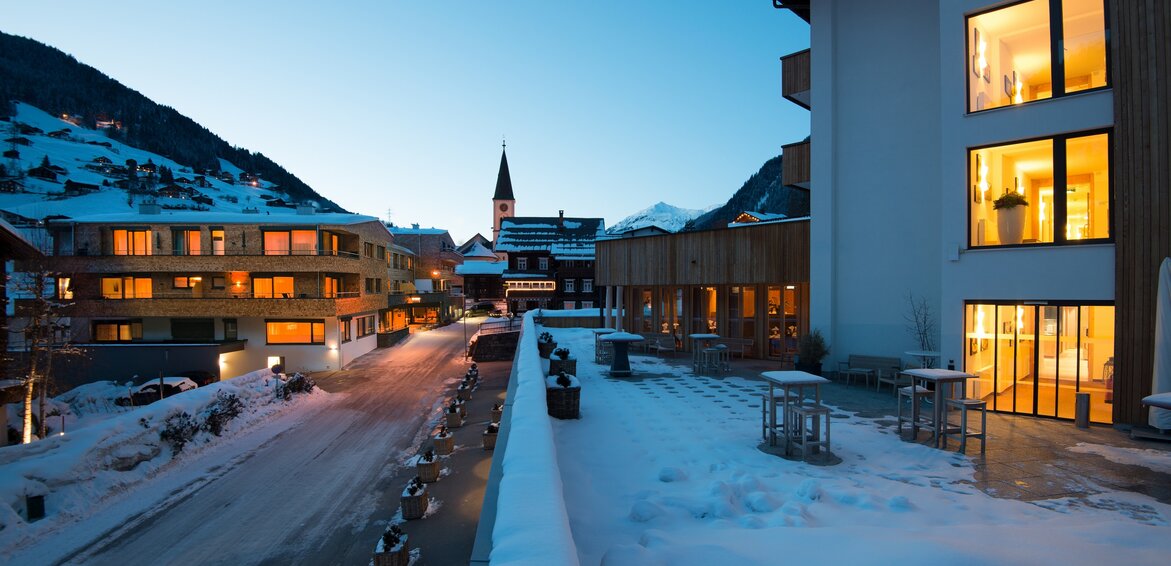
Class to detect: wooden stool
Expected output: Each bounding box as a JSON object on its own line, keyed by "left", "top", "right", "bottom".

{"left": 790, "top": 403, "right": 831, "bottom": 460}
{"left": 943, "top": 398, "right": 987, "bottom": 454}
{"left": 897, "top": 385, "right": 933, "bottom": 439}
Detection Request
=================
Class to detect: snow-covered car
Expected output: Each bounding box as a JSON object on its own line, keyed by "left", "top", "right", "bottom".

{"left": 116, "top": 377, "right": 199, "bottom": 407}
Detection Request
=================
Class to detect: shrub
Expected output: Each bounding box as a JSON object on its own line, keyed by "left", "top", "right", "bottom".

{"left": 276, "top": 372, "right": 316, "bottom": 400}
{"left": 554, "top": 347, "right": 570, "bottom": 359}
{"left": 381, "top": 525, "right": 406, "bottom": 551}
{"left": 160, "top": 412, "right": 198, "bottom": 453}
{"left": 993, "top": 191, "right": 1029, "bottom": 210}
{"left": 202, "top": 391, "right": 243, "bottom": 436}
{"left": 556, "top": 371, "right": 573, "bottom": 388}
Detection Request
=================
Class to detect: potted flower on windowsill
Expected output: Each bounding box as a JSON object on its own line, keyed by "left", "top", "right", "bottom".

{"left": 549, "top": 347, "right": 577, "bottom": 376}
{"left": 545, "top": 371, "right": 581, "bottom": 419}
{"left": 433, "top": 424, "right": 454, "bottom": 455}
{"left": 993, "top": 191, "right": 1029, "bottom": 245}
{"left": 373, "top": 525, "right": 409, "bottom": 566}
{"left": 416, "top": 448, "right": 440, "bottom": 483}
{"left": 482, "top": 422, "right": 500, "bottom": 450}
{"left": 795, "top": 329, "right": 830, "bottom": 376}
{"left": 400, "top": 476, "right": 428, "bottom": 520}
{"left": 537, "top": 332, "right": 557, "bottom": 358}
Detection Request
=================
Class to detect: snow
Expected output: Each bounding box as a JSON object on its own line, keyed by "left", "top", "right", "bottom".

{"left": 456, "top": 261, "right": 506, "bottom": 276}
{"left": 51, "top": 210, "right": 379, "bottom": 225}
{"left": 1067, "top": 443, "right": 1171, "bottom": 474}
{"left": 462, "top": 240, "right": 497, "bottom": 258}
{"left": 497, "top": 326, "right": 1171, "bottom": 565}
{"left": 388, "top": 225, "right": 449, "bottom": 236}
{"left": 0, "top": 368, "right": 324, "bottom": 540}
{"left": 607, "top": 201, "right": 715, "bottom": 235}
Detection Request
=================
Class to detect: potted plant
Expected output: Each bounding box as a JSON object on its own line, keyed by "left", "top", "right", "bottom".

{"left": 795, "top": 329, "right": 830, "bottom": 376}
{"left": 416, "top": 448, "right": 440, "bottom": 483}
{"left": 993, "top": 191, "right": 1029, "bottom": 245}
{"left": 549, "top": 347, "right": 577, "bottom": 376}
{"left": 545, "top": 371, "right": 581, "bottom": 419}
{"left": 467, "top": 363, "right": 479, "bottom": 381}
{"left": 445, "top": 402, "right": 463, "bottom": 428}
{"left": 400, "top": 476, "right": 428, "bottom": 520}
{"left": 490, "top": 402, "right": 503, "bottom": 424}
{"left": 482, "top": 422, "right": 500, "bottom": 450}
{"left": 433, "top": 424, "right": 454, "bottom": 455}
{"left": 373, "top": 525, "right": 409, "bottom": 566}
{"left": 537, "top": 332, "right": 557, "bottom": 358}
{"left": 457, "top": 380, "right": 473, "bottom": 402}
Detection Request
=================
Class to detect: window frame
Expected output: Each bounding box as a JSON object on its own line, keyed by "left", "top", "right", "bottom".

{"left": 265, "top": 319, "right": 326, "bottom": 345}
{"left": 967, "top": 128, "right": 1113, "bottom": 249}
{"left": 965, "top": 0, "right": 1112, "bottom": 115}
{"left": 582, "top": 279, "right": 594, "bottom": 293}
{"left": 356, "top": 314, "right": 376, "bottom": 338}
{"left": 93, "top": 319, "right": 143, "bottom": 342}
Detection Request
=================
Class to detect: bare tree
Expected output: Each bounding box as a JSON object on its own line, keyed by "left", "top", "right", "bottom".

{"left": 904, "top": 292, "right": 937, "bottom": 353}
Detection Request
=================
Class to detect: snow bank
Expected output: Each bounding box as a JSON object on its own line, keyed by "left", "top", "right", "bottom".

{"left": 490, "top": 313, "right": 579, "bottom": 566}
{"left": 0, "top": 368, "right": 316, "bottom": 534}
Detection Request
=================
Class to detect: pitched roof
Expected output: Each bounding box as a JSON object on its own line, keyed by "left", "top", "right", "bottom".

{"left": 455, "top": 261, "right": 506, "bottom": 276}
{"left": 493, "top": 148, "right": 514, "bottom": 200}
{"left": 461, "top": 240, "right": 498, "bottom": 259}
{"left": 494, "top": 215, "right": 605, "bottom": 259}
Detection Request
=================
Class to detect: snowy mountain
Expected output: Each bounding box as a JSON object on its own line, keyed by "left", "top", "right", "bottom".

{"left": 0, "top": 102, "right": 321, "bottom": 223}
{"left": 607, "top": 201, "right": 714, "bottom": 234}
{"left": 686, "top": 154, "right": 809, "bottom": 231}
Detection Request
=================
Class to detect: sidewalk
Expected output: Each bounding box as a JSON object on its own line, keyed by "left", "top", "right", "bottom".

{"left": 386, "top": 360, "right": 511, "bottom": 565}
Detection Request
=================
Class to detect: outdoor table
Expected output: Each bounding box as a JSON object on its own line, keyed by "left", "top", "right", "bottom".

{"left": 689, "top": 333, "right": 720, "bottom": 373}
{"left": 905, "top": 350, "right": 941, "bottom": 369}
{"left": 901, "top": 368, "right": 976, "bottom": 448}
{"left": 593, "top": 328, "right": 617, "bottom": 364}
{"left": 601, "top": 332, "right": 645, "bottom": 377}
{"left": 760, "top": 371, "right": 830, "bottom": 455}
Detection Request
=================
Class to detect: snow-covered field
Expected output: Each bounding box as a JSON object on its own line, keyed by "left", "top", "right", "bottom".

{"left": 509, "top": 327, "right": 1171, "bottom": 565}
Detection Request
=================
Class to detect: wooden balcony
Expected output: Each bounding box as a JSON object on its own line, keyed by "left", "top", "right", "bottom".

{"left": 781, "top": 49, "right": 811, "bottom": 109}
{"left": 781, "top": 139, "right": 810, "bottom": 189}
{"left": 51, "top": 294, "right": 382, "bottom": 319}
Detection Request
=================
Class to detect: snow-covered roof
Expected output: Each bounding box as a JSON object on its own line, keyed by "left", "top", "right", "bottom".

{"left": 388, "top": 225, "right": 450, "bottom": 236}
{"left": 390, "top": 243, "right": 417, "bottom": 256}
{"left": 461, "top": 240, "right": 497, "bottom": 259}
{"left": 503, "top": 272, "right": 551, "bottom": 279}
{"left": 456, "top": 261, "right": 506, "bottom": 276}
{"left": 47, "top": 210, "right": 383, "bottom": 226}
{"left": 495, "top": 216, "right": 605, "bottom": 254}
{"left": 728, "top": 215, "right": 810, "bottom": 229}
{"left": 736, "top": 211, "right": 788, "bottom": 223}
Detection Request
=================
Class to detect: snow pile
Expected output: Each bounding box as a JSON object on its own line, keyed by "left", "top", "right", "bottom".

{"left": 1068, "top": 442, "right": 1171, "bottom": 474}
{"left": 0, "top": 368, "right": 320, "bottom": 535}
{"left": 489, "top": 313, "right": 580, "bottom": 566}
{"left": 539, "top": 327, "right": 1171, "bottom": 566}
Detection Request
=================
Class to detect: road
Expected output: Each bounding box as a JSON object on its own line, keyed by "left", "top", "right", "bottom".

{"left": 64, "top": 323, "right": 474, "bottom": 566}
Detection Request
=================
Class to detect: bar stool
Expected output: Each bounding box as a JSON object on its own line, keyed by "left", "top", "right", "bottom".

{"left": 790, "top": 402, "right": 831, "bottom": 460}
{"left": 897, "top": 385, "right": 933, "bottom": 440}
{"left": 943, "top": 398, "right": 987, "bottom": 454}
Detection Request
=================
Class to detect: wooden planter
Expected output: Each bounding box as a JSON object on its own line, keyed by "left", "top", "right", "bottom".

{"left": 374, "top": 539, "right": 410, "bottom": 566}
{"left": 491, "top": 408, "right": 503, "bottom": 424}
{"left": 401, "top": 490, "right": 428, "bottom": 520}
{"left": 417, "top": 459, "right": 440, "bottom": 483}
{"left": 457, "top": 402, "right": 467, "bottom": 418}
{"left": 482, "top": 431, "right": 498, "bottom": 450}
{"left": 433, "top": 434, "right": 454, "bottom": 455}
{"left": 546, "top": 386, "right": 581, "bottom": 419}
{"left": 549, "top": 357, "right": 577, "bottom": 376}
{"left": 457, "top": 387, "right": 473, "bottom": 402}
{"left": 538, "top": 341, "right": 557, "bottom": 358}
{"left": 445, "top": 411, "right": 463, "bottom": 428}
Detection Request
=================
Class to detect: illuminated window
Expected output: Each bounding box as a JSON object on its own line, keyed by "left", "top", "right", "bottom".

{"left": 263, "top": 230, "right": 317, "bottom": 255}
{"left": 324, "top": 276, "right": 340, "bottom": 298}
{"left": 339, "top": 318, "right": 352, "bottom": 342}
{"left": 56, "top": 277, "right": 72, "bottom": 300}
{"left": 112, "top": 228, "right": 151, "bottom": 255}
{"left": 211, "top": 229, "right": 225, "bottom": 255}
{"left": 969, "top": 131, "right": 1110, "bottom": 247}
{"left": 266, "top": 320, "right": 325, "bottom": 344}
{"left": 356, "top": 315, "right": 376, "bottom": 338}
{"left": 253, "top": 276, "right": 295, "bottom": 298}
{"left": 967, "top": 0, "right": 1107, "bottom": 112}
{"left": 94, "top": 320, "right": 142, "bottom": 342}
{"left": 173, "top": 276, "right": 203, "bottom": 289}
{"left": 172, "top": 228, "right": 201, "bottom": 255}
{"left": 101, "top": 276, "right": 152, "bottom": 299}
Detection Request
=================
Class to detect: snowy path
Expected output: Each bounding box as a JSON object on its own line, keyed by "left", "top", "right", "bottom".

{"left": 15, "top": 325, "right": 470, "bottom": 566}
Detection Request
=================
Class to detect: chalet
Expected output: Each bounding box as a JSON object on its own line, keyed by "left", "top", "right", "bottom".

{"left": 264, "top": 198, "right": 291, "bottom": 208}
{"left": 138, "top": 161, "right": 157, "bottom": 175}
{"left": 47, "top": 164, "right": 67, "bottom": 176}
{"left": 0, "top": 179, "right": 24, "bottom": 193}
{"left": 731, "top": 211, "right": 787, "bottom": 225}
{"left": 194, "top": 176, "right": 212, "bottom": 188}
{"left": 217, "top": 171, "right": 236, "bottom": 184}
{"left": 158, "top": 184, "right": 197, "bottom": 199}
{"left": 15, "top": 124, "right": 42, "bottom": 136}
{"left": 494, "top": 211, "right": 605, "bottom": 313}
{"left": 62, "top": 180, "right": 100, "bottom": 196}
{"left": 94, "top": 114, "right": 122, "bottom": 130}
{"left": 93, "top": 156, "right": 113, "bottom": 165}
{"left": 26, "top": 166, "right": 57, "bottom": 182}
{"left": 47, "top": 129, "right": 71, "bottom": 139}
{"left": 2, "top": 150, "right": 18, "bottom": 160}
{"left": 3, "top": 137, "right": 31, "bottom": 146}
{"left": 192, "top": 195, "right": 214, "bottom": 207}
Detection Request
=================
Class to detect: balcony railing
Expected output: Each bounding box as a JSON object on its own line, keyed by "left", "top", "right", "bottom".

{"left": 781, "top": 139, "right": 810, "bottom": 189}
{"left": 89, "top": 290, "right": 363, "bottom": 300}
{"left": 61, "top": 248, "right": 361, "bottom": 259}
{"left": 781, "top": 49, "right": 810, "bottom": 109}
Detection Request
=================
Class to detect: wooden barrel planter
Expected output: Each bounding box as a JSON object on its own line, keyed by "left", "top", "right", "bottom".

{"left": 546, "top": 386, "right": 581, "bottom": 420}
{"left": 400, "top": 477, "right": 428, "bottom": 520}
{"left": 416, "top": 450, "right": 440, "bottom": 483}
{"left": 482, "top": 423, "right": 499, "bottom": 450}
{"left": 373, "top": 526, "right": 409, "bottom": 566}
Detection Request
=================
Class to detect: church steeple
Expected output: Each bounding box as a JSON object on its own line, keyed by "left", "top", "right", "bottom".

{"left": 492, "top": 140, "right": 516, "bottom": 243}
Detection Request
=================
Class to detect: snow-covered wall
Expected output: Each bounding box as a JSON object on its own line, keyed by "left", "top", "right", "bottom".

{"left": 489, "top": 313, "right": 579, "bottom": 566}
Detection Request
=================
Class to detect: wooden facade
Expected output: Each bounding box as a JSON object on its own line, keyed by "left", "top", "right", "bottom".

{"left": 1112, "top": 0, "right": 1171, "bottom": 425}
{"left": 781, "top": 140, "right": 811, "bottom": 189}
{"left": 781, "top": 48, "right": 811, "bottom": 109}
{"left": 596, "top": 220, "right": 810, "bottom": 359}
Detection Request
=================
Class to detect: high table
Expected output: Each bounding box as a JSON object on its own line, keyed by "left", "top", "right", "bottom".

{"left": 760, "top": 371, "right": 830, "bottom": 455}
{"left": 901, "top": 368, "right": 976, "bottom": 448}
{"left": 905, "top": 350, "right": 941, "bottom": 369}
{"left": 592, "top": 328, "right": 617, "bottom": 364}
{"left": 601, "top": 332, "right": 645, "bottom": 377}
{"left": 689, "top": 333, "right": 720, "bottom": 374}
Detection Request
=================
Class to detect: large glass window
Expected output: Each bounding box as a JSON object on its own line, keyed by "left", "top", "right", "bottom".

{"left": 263, "top": 230, "right": 316, "bottom": 255}
{"left": 965, "top": 301, "right": 1113, "bottom": 423}
{"left": 172, "top": 229, "right": 201, "bottom": 255}
{"left": 266, "top": 320, "right": 325, "bottom": 344}
{"left": 691, "top": 286, "right": 719, "bottom": 334}
{"left": 112, "top": 229, "right": 151, "bottom": 255}
{"left": 253, "top": 276, "right": 294, "bottom": 298}
{"left": 969, "top": 131, "right": 1109, "bottom": 247}
{"left": 968, "top": 0, "right": 1107, "bottom": 112}
{"left": 211, "top": 229, "right": 225, "bottom": 255}
{"left": 94, "top": 320, "right": 142, "bottom": 342}
{"left": 101, "top": 276, "right": 152, "bottom": 299}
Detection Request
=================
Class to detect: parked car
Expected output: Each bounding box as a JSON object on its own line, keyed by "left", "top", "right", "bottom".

{"left": 116, "top": 377, "right": 199, "bottom": 407}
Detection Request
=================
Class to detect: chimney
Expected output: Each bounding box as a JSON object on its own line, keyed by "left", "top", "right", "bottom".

{"left": 296, "top": 202, "right": 316, "bottom": 215}
{"left": 138, "top": 201, "right": 161, "bottom": 215}
{"left": 558, "top": 210, "right": 564, "bottom": 228}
